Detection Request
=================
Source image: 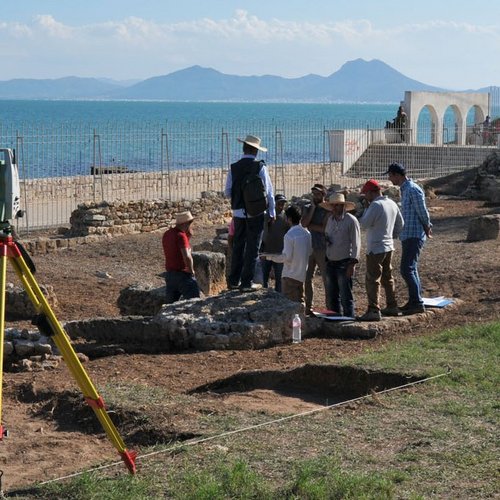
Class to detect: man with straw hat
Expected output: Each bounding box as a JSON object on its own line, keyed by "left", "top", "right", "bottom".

{"left": 321, "top": 192, "right": 360, "bottom": 318}
{"left": 225, "top": 134, "right": 275, "bottom": 292}
{"left": 162, "top": 211, "right": 200, "bottom": 304}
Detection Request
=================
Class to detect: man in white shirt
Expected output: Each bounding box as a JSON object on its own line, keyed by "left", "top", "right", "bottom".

{"left": 263, "top": 205, "right": 312, "bottom": 303}
{"left": 358, "top": 179, "right": 404, "bottom": 321}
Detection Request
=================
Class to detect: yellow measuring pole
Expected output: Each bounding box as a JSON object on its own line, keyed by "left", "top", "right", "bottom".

{"left": 3, "top": 235, "right": 136, "bottom": 473}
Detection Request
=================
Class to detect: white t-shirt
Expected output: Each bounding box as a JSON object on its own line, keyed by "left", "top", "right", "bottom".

{"left": 267, "top": 224, "right": 312, "bottom": 282}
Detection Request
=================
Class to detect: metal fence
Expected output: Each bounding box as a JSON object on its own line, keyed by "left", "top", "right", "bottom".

{"left": 1, "top": 119, "right": 498, "bottom": 234}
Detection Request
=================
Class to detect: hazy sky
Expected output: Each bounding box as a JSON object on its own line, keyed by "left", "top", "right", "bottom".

{"left": 2, "top": 1, "right": 499, "bottom": 89}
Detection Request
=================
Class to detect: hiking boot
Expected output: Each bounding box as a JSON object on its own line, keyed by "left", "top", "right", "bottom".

{"left": 356, "top": 310, "right": 382, "bottom": 322}
{"left": 402, "top": 304, "right": 426, "bottom": 315}
{"left": 239, "top": 283, "right": 262, "bottom": 293}
{"left": 381, "top": 306, "right": 401, "bottom": 317}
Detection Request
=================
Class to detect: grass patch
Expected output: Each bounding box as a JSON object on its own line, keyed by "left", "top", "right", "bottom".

{"left": 18, "top": 322, "right": 500, "bottom": 499}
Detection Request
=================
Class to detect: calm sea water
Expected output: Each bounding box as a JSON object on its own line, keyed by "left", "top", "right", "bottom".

{"left": 0, "top": 100, "right": 400, "bottom": 178}
{"left": 0, "top": 100, "right": 396, "bottom": 127}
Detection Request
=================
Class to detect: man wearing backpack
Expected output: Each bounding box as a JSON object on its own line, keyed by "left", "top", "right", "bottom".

{"left": 225, "top": 135, "right": 275, "bottom": 292}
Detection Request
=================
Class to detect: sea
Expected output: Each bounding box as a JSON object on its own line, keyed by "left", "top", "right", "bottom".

{"left": 0, "top": 100, "right": 401, "bottom": 178}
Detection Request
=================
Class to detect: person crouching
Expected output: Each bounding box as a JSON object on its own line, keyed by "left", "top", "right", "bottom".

{"left": 162, "top": 211, "right": 201, "bottom": 304}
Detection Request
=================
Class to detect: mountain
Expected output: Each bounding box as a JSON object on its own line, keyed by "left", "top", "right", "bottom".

{"left": 0, "top": 76, "right": 122, "bottom": 99}
{"left": 107, "top": 65, "right": 322, "bottom": 101}
{"left": 0, "top": 59, "right": 485, "bottom": 102}
{"left": 308, "top": 59, "right": 444, "bottom": 102}
{"left": 108, "top": 59, "right": 444, "bottom": 102}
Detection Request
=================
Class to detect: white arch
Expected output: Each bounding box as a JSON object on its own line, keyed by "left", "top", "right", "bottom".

{"left": 403, "top": 91, "right": 489, "bottom": 146}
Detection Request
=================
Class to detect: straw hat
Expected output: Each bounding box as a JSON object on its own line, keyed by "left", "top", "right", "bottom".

{"left": 175, "top": 211, "right": 194, "bottom": 225}
{"left": 320, "top": 192, "right": 356, "bottom": 211}
{"left": 237, "top": 134, "right": 267, "bottom": 152}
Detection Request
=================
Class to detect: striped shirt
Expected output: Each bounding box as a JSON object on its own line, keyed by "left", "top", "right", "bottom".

{"left": 399, "top": 179, "right": 431, "bottom": 240}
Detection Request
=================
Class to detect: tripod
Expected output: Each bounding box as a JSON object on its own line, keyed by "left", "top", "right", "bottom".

{"left": 0, "top": 223, "right": 136, "bottom": 476}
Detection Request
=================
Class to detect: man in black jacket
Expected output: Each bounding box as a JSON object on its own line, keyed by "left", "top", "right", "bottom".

{"left": 224, "top": 135, "right": 275, "bottom": 292}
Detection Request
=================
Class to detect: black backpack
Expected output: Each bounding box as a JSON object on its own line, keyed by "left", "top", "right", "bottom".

{"left": 242, "top": 161, "right": 268, "bottom": 216}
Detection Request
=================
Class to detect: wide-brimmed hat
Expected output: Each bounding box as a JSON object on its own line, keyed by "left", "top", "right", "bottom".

{"left": 175, "top": 211, "right": 194, "bottom": 225}
{"left": 320, "top": 192, "right": 356, "bottom": 211}
{"left": 361, "top": 179, "right": 381, "bottom": 194}
{"left": 237, "top": 134, "right": 267, "bottom": 152}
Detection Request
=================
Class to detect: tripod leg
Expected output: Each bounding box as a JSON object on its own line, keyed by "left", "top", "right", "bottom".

{"left": 0, "top": 244, "right": 8, "bottom": 440}
{"left": 8, "top": 244, "right": 136, "bottom": 474}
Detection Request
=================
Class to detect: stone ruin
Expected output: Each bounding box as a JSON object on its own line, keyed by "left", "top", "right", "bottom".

{"left": 5, "top": 283, "right": 58, "bottom": 320}
{"left": 65, "top": 289, "right": 302, "bottom": 353}
{"left": 462, "top": 151, "right": 500, "bottom": 203}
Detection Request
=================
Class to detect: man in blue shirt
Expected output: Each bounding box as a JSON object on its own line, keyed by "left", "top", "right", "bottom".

{"left": 225, "top": 135, "right": 275, "bottom": 292}
{"left": 385, "top": 162, "right": 432, "bottom": 315}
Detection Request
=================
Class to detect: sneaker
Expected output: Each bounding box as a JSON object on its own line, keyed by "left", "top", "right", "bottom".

{"left": 381, "top": 306, "right": 401, "bottom": 317}
{"left": 239, "top": 283, "right": 262, "bottom": 293}
{"left": 356, "top": 310, "right": 382, "bottom": 322}
{"left": 227, "top": 284, "right": 240, "bottom": 291}
{"left": 402, "top": 304, "right": 426, "bottom": 315}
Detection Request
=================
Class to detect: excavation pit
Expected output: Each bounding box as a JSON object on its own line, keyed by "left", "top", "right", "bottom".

{"left": 190, "top": 364, "right": 424, "bottom": 414}
{"left": 18, "top": 385, "right": 199, "bottom": 447}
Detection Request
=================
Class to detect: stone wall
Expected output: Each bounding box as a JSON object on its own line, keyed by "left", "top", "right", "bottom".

{"left": 5, "top": 283, "right": 58, "bottom": 320}
{"left": 23, "top": 164, "right": 330, "bottom": 205}
{"left": 3, "top": 327, "right": 65, "bottom": 372}
{"left": 68, "top": 190, "right": 232, "bottom": 236}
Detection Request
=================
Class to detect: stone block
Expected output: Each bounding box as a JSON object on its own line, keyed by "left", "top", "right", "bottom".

{"left": 117, "top": 284, "right": 166, "bottom": 316}
{"left": 3, "top": 342, "right": 14, "bottom": 356}
{"left": 15, "top": 340, "right": 35, "bottom": 357}
{"left": 466, "top": 215, "right": 500, "bottom": 241}
{"left": 192, "top": 252, "right": 226, "bottom": 295}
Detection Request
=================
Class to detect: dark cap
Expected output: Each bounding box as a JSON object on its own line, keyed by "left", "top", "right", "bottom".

{"left": 311, "top": 183, "right": 327, "bottom": 195}
{"left": 384, "top": 162, "right": 406, "bottom": 176}
{"left": 275, "top": 194, "right": 287, "bottom": 203}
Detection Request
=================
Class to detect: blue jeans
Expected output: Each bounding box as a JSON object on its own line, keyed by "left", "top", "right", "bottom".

{"left": 229, "top": 215, "right": 264, "bottom": 288}
{"left": 262, "top": 259, "right": 284, "bottom": 292}
{"left": 325, "top": 259, "right": 355, "bottom": 317}
{"left": 165, "top": 271, "right": 200, "bottom": 304}
{"left": 400, "top": 238, "right": 425, "bottom": 305}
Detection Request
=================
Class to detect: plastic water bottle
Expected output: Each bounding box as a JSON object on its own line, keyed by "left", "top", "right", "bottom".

{"left": 292, "top": 314, "right": 302, "bottom": 344}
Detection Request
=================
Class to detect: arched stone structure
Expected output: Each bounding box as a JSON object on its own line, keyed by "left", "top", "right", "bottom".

{"left": 402, "top": 91, "right": 489, "bottom": 146}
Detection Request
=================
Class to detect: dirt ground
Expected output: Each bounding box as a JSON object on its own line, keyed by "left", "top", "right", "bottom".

{"left": 1, "top": 197, "right": 500, "bottom": 491}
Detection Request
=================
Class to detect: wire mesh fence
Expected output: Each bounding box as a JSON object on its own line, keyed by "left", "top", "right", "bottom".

{"left": 0, "top": 119, "right": 497, "bottom": 234}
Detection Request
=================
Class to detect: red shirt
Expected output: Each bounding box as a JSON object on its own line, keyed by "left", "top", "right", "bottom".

{"left": 162, "top": 227, "right": 191, "bottom": 272}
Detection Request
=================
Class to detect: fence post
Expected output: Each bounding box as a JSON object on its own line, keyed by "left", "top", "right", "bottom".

{"left": 221, "top": 129, "right": 230, "bottom": 193}
{"left": 16, "top": 132, "right": 30, "bottom": 235}
{"left": 160, "top": 128, "right": 171, "bottom": 200}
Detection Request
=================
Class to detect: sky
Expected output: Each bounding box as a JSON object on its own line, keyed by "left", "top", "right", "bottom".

{"left": 1, "top": 1, "right": 499, "bottom": 89}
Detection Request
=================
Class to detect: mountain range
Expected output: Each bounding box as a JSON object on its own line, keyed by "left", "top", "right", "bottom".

{"left": 0, "top": 59, "right": 490, "bottom": 102}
